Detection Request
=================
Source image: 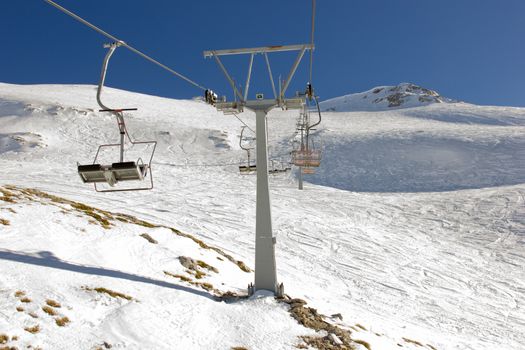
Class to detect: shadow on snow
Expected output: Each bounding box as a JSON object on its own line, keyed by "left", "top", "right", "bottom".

{"left": 0, "top": 249, "right": 216, "bottom": 300}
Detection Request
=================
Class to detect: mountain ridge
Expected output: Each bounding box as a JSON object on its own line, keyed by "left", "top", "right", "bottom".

{"left": 320, "top": 83, "right": 455, "bottom": 112}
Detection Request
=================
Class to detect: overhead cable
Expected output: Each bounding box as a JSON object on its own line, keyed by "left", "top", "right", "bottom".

{"left": 232, "top": 113, "right": 255, "bottom": 134}
{"left": 43, "top": 0, "right": 207, "bottom": 91}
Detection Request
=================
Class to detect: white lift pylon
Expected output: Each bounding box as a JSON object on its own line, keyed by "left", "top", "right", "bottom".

{"left": 204, "top": 44, "right": 314, "bottom": 296}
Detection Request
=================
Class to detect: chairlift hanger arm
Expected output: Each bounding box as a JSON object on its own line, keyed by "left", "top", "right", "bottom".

{"left": 307, "top": 95, "right": 322, "bottom": 132}
{"left": 97, "top": 42, "right": 118, "bottom": 111}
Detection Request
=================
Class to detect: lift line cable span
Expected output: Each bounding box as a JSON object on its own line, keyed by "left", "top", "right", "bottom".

{"left": 43, "top": 0, "right": 208, "bottom": 92}
{"left": 232, "top": 113, "right": 255, "bottom": 134}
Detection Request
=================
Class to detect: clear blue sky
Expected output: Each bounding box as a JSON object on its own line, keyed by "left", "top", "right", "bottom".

{"left": 2, "top": 0, "right": 525, "bottom": 106}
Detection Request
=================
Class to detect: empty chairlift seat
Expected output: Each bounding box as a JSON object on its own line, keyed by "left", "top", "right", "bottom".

{"left": 239, "top": 164, "right": 257, "bottom": 173}
{"left": 78, "top": 161, "right": 148, "bottom": 187}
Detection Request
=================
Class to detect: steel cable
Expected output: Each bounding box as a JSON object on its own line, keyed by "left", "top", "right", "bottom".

{"left": 43, "top": 0, "right": 207, "bottom": 91}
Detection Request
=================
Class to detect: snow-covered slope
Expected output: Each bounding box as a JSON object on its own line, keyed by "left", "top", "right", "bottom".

{"left": 1, "top": 82, "right": 524, "bottom": 350}
{"left": 320, "top": 83, "right": 452, "bottom": 112}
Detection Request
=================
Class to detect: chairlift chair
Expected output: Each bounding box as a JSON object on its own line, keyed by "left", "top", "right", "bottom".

{"left": 77, "top": 42, "right": 157, "bottom": 192}
{"left": 291, "top": 92, "right": 322, "bottom": 175}
{"left": 269, "top": 158, "right": 292, "bottom": 174}
{"left": 238, "top": 126, "right": 257, "bottom": 174}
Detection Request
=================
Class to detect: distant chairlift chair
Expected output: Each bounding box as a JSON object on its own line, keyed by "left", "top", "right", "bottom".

{"left": 77, "top": 42, "right": 157, "bottom": 192}
{"left": 238, "top": 126, "right": 257, "bottom": 174}
{"left": 291, "top": 89, "right": 322, "bottom": 175}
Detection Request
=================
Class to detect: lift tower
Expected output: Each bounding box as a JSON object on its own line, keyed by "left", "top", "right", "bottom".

{"left": 204, "top": 44, "right": 313, "bottom": 295}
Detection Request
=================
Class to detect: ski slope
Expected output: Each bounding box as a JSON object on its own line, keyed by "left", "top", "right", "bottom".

{"left": 1, "top": 82, "right": 524, "bottom": 350}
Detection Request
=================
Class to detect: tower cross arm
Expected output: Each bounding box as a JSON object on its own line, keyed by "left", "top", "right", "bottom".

{"left": 203, "top": 44, "right": 314, "bottom": 58}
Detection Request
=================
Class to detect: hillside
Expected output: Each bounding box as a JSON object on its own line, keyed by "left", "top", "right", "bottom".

{"left": 320, "top": 83, "right": 452, "bottom": 112}
{"left": 1, "top": 82, "right": 524, "bottom": 350}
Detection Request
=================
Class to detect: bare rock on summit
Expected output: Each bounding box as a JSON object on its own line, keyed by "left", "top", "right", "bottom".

{"left": 320, "top": 82, "right": 453, "bottom": 112}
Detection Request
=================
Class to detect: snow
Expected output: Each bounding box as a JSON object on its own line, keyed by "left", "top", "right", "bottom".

{"left": 1, "top": 82, "right": 524, "bottom": 349}
{"left": 320, "top": 83, "right": 452, "bottom": 112}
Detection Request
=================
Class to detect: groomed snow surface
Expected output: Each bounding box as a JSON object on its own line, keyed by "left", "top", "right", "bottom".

{"left": 0, "top": 83, "right": 524, "bottom": 350}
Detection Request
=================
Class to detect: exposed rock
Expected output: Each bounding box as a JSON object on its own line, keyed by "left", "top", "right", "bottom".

{"left": 331, "top": 313, "right": 343, "bottom": 321}
{"left": 178, "top": 256, "right": 199, "bottom": 270}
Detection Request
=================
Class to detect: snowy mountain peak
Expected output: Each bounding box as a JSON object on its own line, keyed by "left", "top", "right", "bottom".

{"left": 320, "top": 83, "right": 452, "bottom": 112}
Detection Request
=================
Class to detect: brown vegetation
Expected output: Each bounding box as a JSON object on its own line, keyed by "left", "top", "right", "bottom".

{"left": 139, "top": 233, "right": 158, "bottom": 244}
{"left": 164, "top": 271, "right": 216, "bottom": 293}
{"left": 42, "top": 306, "right": 57, "bottom": 316}
{"left": 45, "top": 299, "right": 61, "bottom": 308}
{"left": 402, "top": 338, "right": 424, "bottom": 347}
{"left": 24, "top": 325, "right": 40, "bottom": 334}
{"left": 353, "top": 339, "right": 372, "bottom": 350}
{"left": 355, "top": 324, "right": 367, "bottom": 331}
{"left": 55, "top": 316, "right": 70, "bottom": 327}
{"left": 83, "top": 287, "right": 133, "bottom": 301}
{"left": 279, "top": 297, "right": 355, "bottom": 349}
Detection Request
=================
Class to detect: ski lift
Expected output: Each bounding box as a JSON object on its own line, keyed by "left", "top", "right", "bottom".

{"left": 291, "top": 89, "right": 322, "bottom": 174}
{"left": 269, "top": 158, "right": 292, "bottom": 174}
{"left": 239, "top": 126, "right": 256, "bottom": 174}
{"left": 77, "top": 42, "right": 157, "bottom": 192}
{"left": 238, "top": 126, "right": 291, "bottom": 175}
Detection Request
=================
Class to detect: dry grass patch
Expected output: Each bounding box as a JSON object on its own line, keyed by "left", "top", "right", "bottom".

{"left": 83, "top": 287, "right": 133, "bottom": 301}
{"left": 199, "top": 282, "right": 214, "bottom": 291}
{"left": 42, "top": 306, "right": 57, "bottom": 316}
{"left": 301, "top": 335, "right": 356, "bottom": 350}
{"left": 45, "top": 299, "right": 61, "bottom": 308}
{"left": 0, "top": 187, "right": 18, "bottom": 203}
{"left": 139, "top": 233, "right": 158, "bottom": 244}
{"left": 196, "top": 260, "right": 219, "bottom": 273}
{"left": 278, "top": 297, "right": 356, "bottom": 350}
{"left": 55, "top": 316, "right": 70, "bottom": 327}
{"left": 164, "top": 271, "right": 192, "bottom": 282}
{"left": 354, "top": 339, "right": 372, "bottom": 350}
{"left": 236, "top": 260, "right": 251, "bottom": 272}
{"left": 402, "top": 338, "right": 424, "bottom": 347}
{"left": 355, "top": 324, "right": 367, "bottom": 331}
{"left": 24, "top": 325, "right": 40, "bottom": 334}
{"left": 164, "top": 271, "right": 216, "bottom": 292}
{"left": 70, "top": 203, "right": 112, "bottom": 229}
